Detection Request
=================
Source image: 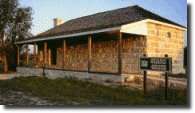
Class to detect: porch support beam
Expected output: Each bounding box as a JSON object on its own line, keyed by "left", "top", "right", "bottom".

{"left": 63, "top": 40, "right": 67, "bottom": 68}
{"left": 34, "top": 43, "right": 36, "bottom": 63}
{"left": 48, "top": 49, "right": 51, "bottom": 66}
{"left": 88, "top": 35, "right": 92, "bottom": 72}
{"left": 118, "top": 33, "right": 122, "bottom": 74}
{"left": 44, "top": 42, "right": 47, "bottom": 66}
{"left": 26, "top": 44, "right": 29, "bottom": 65}
{"left": 17, "top": 45, "right": 20, "bottom": 66}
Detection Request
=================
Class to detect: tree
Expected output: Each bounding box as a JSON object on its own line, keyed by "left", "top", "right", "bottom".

{"left": 0, "top": 0, "right": 32, "bottom": 72}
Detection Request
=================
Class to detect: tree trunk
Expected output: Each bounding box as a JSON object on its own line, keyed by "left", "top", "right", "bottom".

{"left": 3, "top": 55, "right": 8, "bottom": 73}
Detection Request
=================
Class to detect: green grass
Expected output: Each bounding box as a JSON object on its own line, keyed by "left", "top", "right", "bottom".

{"left": 0, "top": 76, "right": 188, "bottom": 106}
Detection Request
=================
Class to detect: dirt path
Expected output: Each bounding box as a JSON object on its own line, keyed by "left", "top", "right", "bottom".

{"left": 0, "top": 88, "right": 60, "bottom": 106}
{"left": 0, "top": 73, "right": 17, "bottom": 80}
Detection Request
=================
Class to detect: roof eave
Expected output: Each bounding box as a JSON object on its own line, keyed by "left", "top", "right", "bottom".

{"left": 15, "top": 26, "right": 121, "bottom": 44}
{"left": 15, "top": 19, "right": 187, "bottom": 45}
{"left": 146, "top": 19, "right": 187, "bottom": 31}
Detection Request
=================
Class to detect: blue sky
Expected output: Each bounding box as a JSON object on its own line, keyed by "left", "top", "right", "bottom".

{"left": 19, "top": 0, "right": 187, "bottom": 35}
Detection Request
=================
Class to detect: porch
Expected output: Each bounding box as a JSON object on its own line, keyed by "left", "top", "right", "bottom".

{"left": 16, "top": 30, "right": 146, "bottom": 75}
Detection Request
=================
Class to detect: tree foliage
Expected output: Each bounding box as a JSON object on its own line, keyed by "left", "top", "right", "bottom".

{"left": 0, "top": 0, "right": 32, "bottom": 72}
{"left": 0, "top": 0, "right": 32, "bottom": 46}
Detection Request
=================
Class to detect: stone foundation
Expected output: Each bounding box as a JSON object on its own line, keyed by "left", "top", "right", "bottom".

{"left": 17, "top": 67, "right": 43, "bottom": 77}
{"left": 16, "top": 67, "right": 122, "bottom": 84}
{"left": 16, "top": 67, "right": 187, "bottom": 89}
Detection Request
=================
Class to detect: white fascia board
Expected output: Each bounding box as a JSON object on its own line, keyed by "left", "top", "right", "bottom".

{"left": 120, "top": 20, "right": 148, "bottom": 35}
{"left": 15, "top": 27, "right": 121, "bottom": 44}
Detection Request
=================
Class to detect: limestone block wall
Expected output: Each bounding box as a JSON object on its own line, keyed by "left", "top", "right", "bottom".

{"left": 35, "top": 35, "right": 147, "bottom": 74}
{"left": 64, "top": 41, "right": 88, "bottom": 71}
{"left": 91, "top": 39, "right": 118, "bottom": 73}
{"left": 17, "top": 67, "right": 43, "bottom": 77}
{"left": 121, "top": 36, "right": 146, "bottom": 74}
{"left": 57, "top": 47, "right": 63, "bottom": 67}
{"left": 146, "top": 22, "right": 185, "bottom": 74}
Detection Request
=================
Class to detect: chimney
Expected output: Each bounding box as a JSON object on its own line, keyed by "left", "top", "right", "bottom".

{"left": 53, "top": 18, "right": 64, "bottom": 27}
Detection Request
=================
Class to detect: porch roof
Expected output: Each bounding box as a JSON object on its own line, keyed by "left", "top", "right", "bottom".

{"left": 16, "top": 5, "right": 186, "bottom": 44}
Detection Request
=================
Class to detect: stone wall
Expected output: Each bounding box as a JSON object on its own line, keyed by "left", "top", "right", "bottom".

{"left": 16, "top": 67, "right": 187, "bottom": 89}
{"left": 35, "top": 24, "right": 184, "bottom": 75}
{"left": 16, "top": 67, "right": 121, "bottom": 83}
{"left": 91, "top": 38, "right": 118, "bottom": 73}
{"left": 90, "top": 35, "right": 146, "bottom": 74}
{"left": 122, "top": 36, "right": 146, "bottom": 74}
{"left": 35, "top": 34, "right": 146, "bottom": 74}
{"left": 16, "top": 67, "right": 43, "bottom": 77}
{"left": 64, "top": 40, "right": 88, "bottom": 71}
{"left": 146, "top": 22, "right": 185, "bottom": 74}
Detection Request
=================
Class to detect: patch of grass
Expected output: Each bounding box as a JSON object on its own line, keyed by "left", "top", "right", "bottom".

{"left": 0, "top": 76, "right": 188, "bottom": 106}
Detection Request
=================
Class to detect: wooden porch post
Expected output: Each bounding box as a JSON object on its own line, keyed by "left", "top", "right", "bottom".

{"left": 88, "top": 35, "right": 92, "bottom": 72}
{"left": 17, "top": 45, "right": 20, "bottom": 66}
{"left": 118, "top": 33, "right": 122, "bottom": 74}
{"left": 26, "top": 44, "right": 29, "bottom": 65}
{"left": 44, "top": 42, "right": 48, "bottom": 65}
{"left": 48, "top": 49, "right": 51, "bottom": 66}
{"left": 63, "top": 40, "right": 66, "bottom": 68}
{"left": 34, "top": 43, "right": 36, "bottom": 63}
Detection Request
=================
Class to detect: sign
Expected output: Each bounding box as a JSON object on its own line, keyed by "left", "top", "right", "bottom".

{"left": 140, "top": 57, "right": 172, "bottom": 72}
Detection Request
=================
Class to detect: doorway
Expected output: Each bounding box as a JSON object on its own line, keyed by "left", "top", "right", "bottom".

{"left": 51, "top": 47, "right": 57, "bottom": 65}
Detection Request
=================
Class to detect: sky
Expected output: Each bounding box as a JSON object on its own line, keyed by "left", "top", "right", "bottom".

{"left": 19, "top": 0, "right": 187, "bottom": 35}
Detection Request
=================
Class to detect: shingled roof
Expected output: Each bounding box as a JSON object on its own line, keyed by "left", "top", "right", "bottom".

{"left": 25, "top": 5, "right": 185, "bottom": 41}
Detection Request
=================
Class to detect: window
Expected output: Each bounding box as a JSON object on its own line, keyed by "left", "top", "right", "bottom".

{"left": 166, "top": 32, "right": 171, "bottom": 38}
{"left": 51, "top": 47, "right": 57, "bottom": 65}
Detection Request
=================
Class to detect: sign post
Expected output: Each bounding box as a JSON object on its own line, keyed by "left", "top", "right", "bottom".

{"left": 143, "top": 70, "right": 147, "bottom": 95}
{"left": 143, "top": 54, "right": 147, "bottom": 96}
{"left": 165, "top": 55, "right": 169, "bottom": 100}
{"left": 140, "top": 55, "right": 172, "bottom": 100}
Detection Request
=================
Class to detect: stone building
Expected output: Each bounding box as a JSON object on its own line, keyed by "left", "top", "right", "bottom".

{"left": 15, "top": 5, "right": 186, "bottom": 84}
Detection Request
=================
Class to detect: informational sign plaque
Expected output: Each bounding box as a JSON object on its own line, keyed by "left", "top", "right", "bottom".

{"left": 140, "top": 56, "right": 172, "bottom": 100}
{"left": 140, "top": 57, "right": 172, "bottom": 72}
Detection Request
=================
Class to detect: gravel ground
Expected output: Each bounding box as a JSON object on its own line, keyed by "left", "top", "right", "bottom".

{"left": 0, "top": 88, "right": 60, "bottom": 106}
{"left": 0, "top": 73, "right": 59, "bottom": 106}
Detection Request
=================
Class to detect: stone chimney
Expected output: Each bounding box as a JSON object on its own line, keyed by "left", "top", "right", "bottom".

{"left": 53, "top": 18, "right": 64, "bottom": 27}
